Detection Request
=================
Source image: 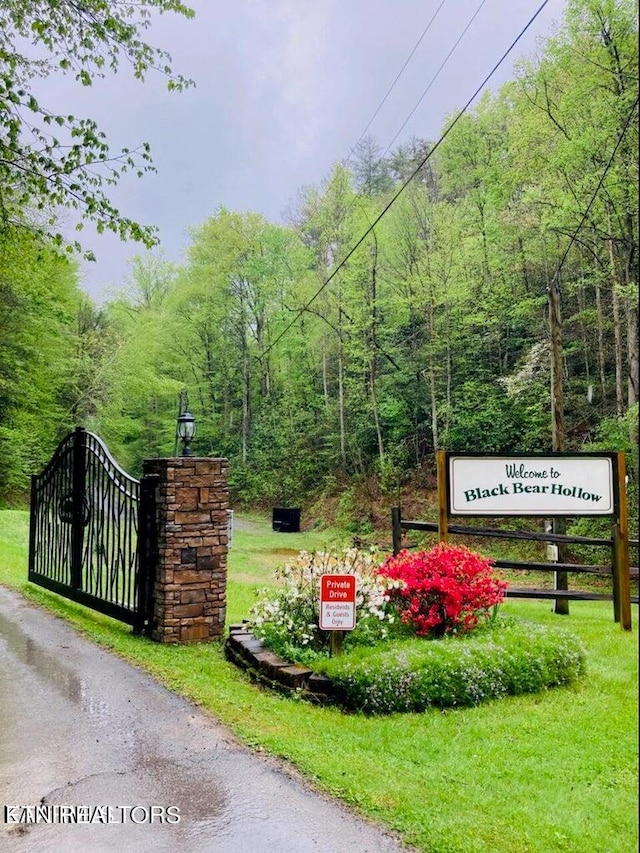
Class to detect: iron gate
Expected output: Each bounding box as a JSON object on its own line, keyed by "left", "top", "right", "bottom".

{"left": 28, "top": 427, "right": 156, "bottom": 632}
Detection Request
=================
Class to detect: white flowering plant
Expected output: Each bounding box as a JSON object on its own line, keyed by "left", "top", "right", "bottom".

{"left": 250, "top": 548, "right": 403, "bottom": 663}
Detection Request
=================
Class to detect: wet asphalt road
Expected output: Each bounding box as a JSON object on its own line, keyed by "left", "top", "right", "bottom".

{"left": 0, "top": 587, "right": 412, "bottom": 853}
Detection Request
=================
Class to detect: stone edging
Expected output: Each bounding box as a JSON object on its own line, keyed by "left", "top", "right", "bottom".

{"left": 224, "top": 624, "right": 337, "bottom": 705}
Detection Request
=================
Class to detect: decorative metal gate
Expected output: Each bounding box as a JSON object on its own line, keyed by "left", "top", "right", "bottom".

{"left": 28, "top": 427, "right": 156, "bottom": 632}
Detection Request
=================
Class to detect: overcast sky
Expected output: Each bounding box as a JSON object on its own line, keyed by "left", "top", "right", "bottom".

{"left": 50, "top": 0, "right": 568, "bottom": 301}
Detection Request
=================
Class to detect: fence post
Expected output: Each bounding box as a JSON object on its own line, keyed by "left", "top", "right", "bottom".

{"left": 71, "top": 426, "right": 86, "bottom": 591}
{"left": 553, "top": 517, "right": 570, "bottom": 616}
{"left": 28, "top": 474, "right": 37, "bottom": 581}
{"left": 612, "top": 452, "right": 632, "bottom": 631}
{"left": 391, "top": 506, "right": 402, "bottom": 555}
{"left": 437, "top": 451, "right": 449, "bottom": 543}
{"left": 136, "top": 473, "right": 159, "bottom": 636}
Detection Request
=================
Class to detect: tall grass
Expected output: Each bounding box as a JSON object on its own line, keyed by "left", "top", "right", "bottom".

{"left": 0, "top": 510, "right": 637, "bottom": 853}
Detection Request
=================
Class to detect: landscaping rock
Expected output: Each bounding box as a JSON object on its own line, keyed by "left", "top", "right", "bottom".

{"left": 224, "top": 629, "right": 337, "bottom": 705}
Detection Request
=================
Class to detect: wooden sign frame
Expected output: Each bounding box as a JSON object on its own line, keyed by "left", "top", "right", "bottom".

{"left": 437, "top": 451, "right": 632, "bottom": 631}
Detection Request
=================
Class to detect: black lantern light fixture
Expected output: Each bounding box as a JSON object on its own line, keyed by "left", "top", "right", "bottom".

{"left": 176, "top": 409, "right": 196, "bottom": 457}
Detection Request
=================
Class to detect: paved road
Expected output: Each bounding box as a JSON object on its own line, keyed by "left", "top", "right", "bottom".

{"left": 0, "top": 587, "right": 412, "bottom": 853}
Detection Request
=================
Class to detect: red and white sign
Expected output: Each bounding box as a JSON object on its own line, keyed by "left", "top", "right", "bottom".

{"left": 319, "top": 574, "right": 356, "bottom": 631}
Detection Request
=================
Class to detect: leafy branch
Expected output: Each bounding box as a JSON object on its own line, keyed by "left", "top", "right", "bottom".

{"left": 0, "top": 0, "right": 194, "bottom": 255}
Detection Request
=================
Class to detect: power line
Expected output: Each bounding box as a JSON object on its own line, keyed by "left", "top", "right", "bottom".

{"left": 340, "top": 0, "right": 489, "bottom": 229}
{"left": 550, "top": 94, "right": 639, "bottom": 286}
{"left": 264, "top": 0, "right": 553, "bottom": 357}
{"left": 343, "top": 0, "right": 449, "bottom": 167}
{"left": 383, "top": 0, "right": 488, "bottom": 156}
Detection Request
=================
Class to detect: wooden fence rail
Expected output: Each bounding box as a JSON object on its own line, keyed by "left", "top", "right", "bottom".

{"left": 391, "top": 510, "right": 639, "bottom": 611}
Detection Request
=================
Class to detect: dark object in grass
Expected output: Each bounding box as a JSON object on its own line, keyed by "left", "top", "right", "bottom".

{"left": 272, "top": 507, "right": 301, "bottom": 532}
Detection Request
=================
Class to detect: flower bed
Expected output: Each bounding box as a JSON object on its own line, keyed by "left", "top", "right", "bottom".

{"left": 250, "top": 547, "right": 397, "bottom": 662}
{"left": 313, "top": 617, "right": 586, "bottom": 714}
{"left": 239, "top": 545, "right": 586, "bottom": 714}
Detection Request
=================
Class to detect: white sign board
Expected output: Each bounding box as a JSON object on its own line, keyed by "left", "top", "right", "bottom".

{"left": 448, "top": 455, "right": 615, "bottom": 516}
{"left": 319, "top": 575, "right": 356, "bottom": 631}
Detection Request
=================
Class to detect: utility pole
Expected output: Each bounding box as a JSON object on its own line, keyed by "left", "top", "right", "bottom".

{"left": 544, "top": 99, "right": 639, "bottom": 618}
{"left": 549, "top": 275, "right": 565, "bottom": 453}
{"left": 548, "top": 274, "right": 569, "bottom": 614}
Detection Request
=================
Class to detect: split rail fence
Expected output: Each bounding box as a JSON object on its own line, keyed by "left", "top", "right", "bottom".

{"left": 391, "top": 451, "right": 637, "bottom": 630}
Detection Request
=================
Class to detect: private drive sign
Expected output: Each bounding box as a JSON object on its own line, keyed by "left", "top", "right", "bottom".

{"left": 319, "top": 574, "right": 356, "bottom": 630}
{"left": 448, "top": 454, "right": 615, "bottom": 516}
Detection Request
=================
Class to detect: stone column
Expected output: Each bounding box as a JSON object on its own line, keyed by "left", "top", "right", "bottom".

{"left": 143, "top": 457, "right": 229, "bottom": 643}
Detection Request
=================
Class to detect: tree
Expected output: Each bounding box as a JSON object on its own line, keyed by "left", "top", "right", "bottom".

{"left": 0, "top": 0, "right": 194, "bottom": 255}
{"left": 92, "top": 282, "right": 182, "bottom": 473}
{"left": 510, "top": 0, "right": 638, "bottom": 423}
{"left": 348, "top": 135, "right": 393, "bottom": 198}
{"left": 388, "top": 136, "right": 437, "bottom": 195}
{"left": 0, "top": 227, "right": 84, "bottom": 496}
{"left": 167, "top": 209, "right": 317, "bottom": 469}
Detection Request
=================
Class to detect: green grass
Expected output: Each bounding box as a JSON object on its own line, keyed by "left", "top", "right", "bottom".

{"left": 0, "top": 510, "right": 30, "bottom": 584}
{"left": 226, "top": 514, "right": 343, "bottom": 621}
{"left": 1, "top": 509, "right": 637, "bottom": 853}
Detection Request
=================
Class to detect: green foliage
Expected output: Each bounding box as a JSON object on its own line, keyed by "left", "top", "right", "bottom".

{"left": 250, "top": 548, "right": 398, "bottom": 660}
{"left": 2, "top": 0, "right": 638, "bottom": 512}
{"left": 316, "top": 617, "right": 587, "bottom": 714}
{"left": 0, "top": 229, "right": 85, "bottom": 496}
{"left": 444, "top": 381, "right": 529, "bottom": 452}
{"left": 333, "top": 485, "right": 375, "bottom": 535}
{"left": 90, "top": 294, "right": 181, "bottom": 474}
{"left": 567, "top": 404, "right": 639, "bottom": 558}
{"left": 0, "top": 0, "right": 194, "bottom": 253}
{"left": 234, "top": 394, "right": 332, "bottom": 506}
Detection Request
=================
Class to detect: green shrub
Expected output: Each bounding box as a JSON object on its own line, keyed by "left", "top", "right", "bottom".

{"left": 315, "top": 617, "right": 586, "bottom": 714}
{"left": 250, "top": 547, "right": 399, "bottom": 661}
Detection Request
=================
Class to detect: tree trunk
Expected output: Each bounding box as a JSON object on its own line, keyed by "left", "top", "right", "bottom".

{"left": 627, "top": 300, "right": 639, "bottom": 406}
{"left": 429, "top": 358, "right": 439, "bottom": 452}
{"left": 595, "top": 279, "right": 607, "bottom": 403}
{"left": 369, "top": 236, "right": 384, "bottom": 466}
{"left": 548, "top": 275, "right": 568, "bottom": 614}
{"left": 549, "top": 277, "right": 565, "bottom": 452}
{"left": 322, "top": 343, "right": 329, "bottom": 404}
{"left": 370, "top": 357, "right": 384, "bottom": 465}
{"left": 427, "top": 293, "right": 439, "bottom": 452}
{"left": 411, "top": 317, "right": 421, "bottom": 467}
{"left": 577, "top": 278, "right": 591, "bottom": 384}
{"left": 241, "top": 343, "right": 250, "bottom": 464}
{"left": 338, "top": 311, "right": 346, "bottom": 468}
{"left": 607, "top": 206, "right": 626, "bottom": 416}
{"left": 612, "top": 282, "right": 625, "bottom": 417}
{"left": 445, "top": 333, "right": 452, "bottom": 444}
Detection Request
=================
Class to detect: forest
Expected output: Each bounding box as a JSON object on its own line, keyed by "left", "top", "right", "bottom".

{"left": 0, "top": 0, "right": 637, "bottom": 523}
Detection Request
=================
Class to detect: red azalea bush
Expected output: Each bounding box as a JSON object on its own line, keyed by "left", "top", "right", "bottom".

{"left": 378, "top": 544, "right": 508, "bottom": 638}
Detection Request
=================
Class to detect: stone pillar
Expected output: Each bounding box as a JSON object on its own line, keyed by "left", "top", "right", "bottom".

{"left": 143, "top": 457, "right": 229, "bottom": 643}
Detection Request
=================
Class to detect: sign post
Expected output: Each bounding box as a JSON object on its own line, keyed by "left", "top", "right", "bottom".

{"left": 612, "top": 451, "right": 632, "bottom": 630}
{"left": 319, "top": 574, "right": 356, "bottom": 656}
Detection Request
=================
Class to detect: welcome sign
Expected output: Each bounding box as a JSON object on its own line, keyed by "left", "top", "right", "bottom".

{"left": 448, "top": 454, "right": 615, "bottom": 516}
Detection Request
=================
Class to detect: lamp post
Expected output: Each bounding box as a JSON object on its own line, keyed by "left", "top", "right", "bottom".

{"left": 176, "top": 410, "right": 196, "bottom": 457}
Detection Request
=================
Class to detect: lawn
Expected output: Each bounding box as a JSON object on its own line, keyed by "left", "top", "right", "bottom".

{"left": 0, "top": 509, "right": 637, "bottom": 853}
